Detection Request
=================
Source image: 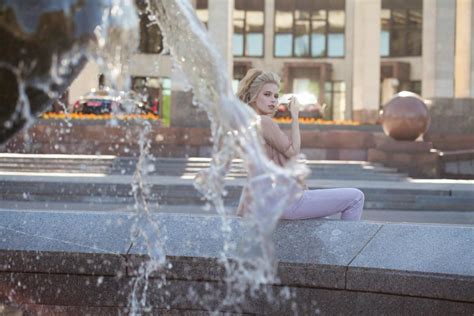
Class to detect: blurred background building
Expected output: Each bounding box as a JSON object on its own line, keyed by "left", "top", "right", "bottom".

{"left": 68, "top": 0, "right": 474, "bottom": 134}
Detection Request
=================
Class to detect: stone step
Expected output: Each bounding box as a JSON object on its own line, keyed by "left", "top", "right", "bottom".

{"left": 0, "top": 164, "right": 406, "bottom": 178}
{"left": 0, "top": 160, "right": 408, "bottom": 181}
{"left": 1, "top": 181, "right": 473, "bottom": 211}
{"left": 0, "top": 160, "right": 399, "bottom": 173}
{"left": 0, "top": 155, "right": 402, "bottom": 173}
{"left": 0, "top": 165, "right": 112, "bottom": 173}
{"left": 2, "top": 193, "right": 473, "bottom": 211}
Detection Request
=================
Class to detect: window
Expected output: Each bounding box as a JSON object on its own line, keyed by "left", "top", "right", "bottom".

{"left": 274, "top": 0, "right": 345, "bottom": 58}
{"left": 135, "top": 0, "right": 163, "bottom": 54}
{"left": 381, "top": 0, "right": 422, "bottom": 57}
{"left": 233, "top": 0, "right": 265, "bottom": 57}
{"left": 400, "top": 80, "right": 421, "bottom": 95}
{"left": 196, "top": 0, "right": 209, "bottom": 28}
{"left": 324, "top": 81, "right": 346, "bottom": 120}
{"left": 232, "top": 62, "right": 252, "bottom": 92}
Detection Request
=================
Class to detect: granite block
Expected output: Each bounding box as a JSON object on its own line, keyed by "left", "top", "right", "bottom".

{"left": 373, "top": 135, "right": 433, "bottom": 152}
{"left": 350, "top": 224, "right": 474, "bottom": 275}
{"left": 138, "top": 279, "right": 267, "bottom": 314}
{"left": 274, "top": 220, "right": 381, "bottom": 266}
{"left": 262, "top": 285, "right": 474, "bottom": 315}
{"left": 367, "top": 148, "right": 387, "bottom": 162}
{"left": 3, "top": 304, "right": 123, "bottom": 316}
{"left": 307, "top": 130, "right": 374, "bottom": 149}
{"left": 0, "top": 210, "right": 134, "bottom": 254}
{"left": 0, "top": 249, "right": 125, "bottom": 276}
{"left": 276, "top": 262, "right": 347, "bottom": 289}
{"left": 124, "top": 215, "right": 382, "bottom": 291}
{"left": 348, "top": 223, "right": 474, "bottom": 301}
{"left": 0, "top": 272, "right": 129, "bottom": 307}
{"left": 0, "top": 226, "right": 107, "bottom": 254}
{"left": 127, "top": 213, "right": 246, "bottom": 259}
{"left": 347, "top": 267, "right": 474, "bottom": 303}
{"left": 126, "top": 255, "right": 225, "bottom": 282}
{"left": 325, "top": 149, "right": 339, "bottom": 160}
{"left": 301, "top": 148, "right": 327, "bottom": 160}
{"left": 182, "top": 218, "right": 373, "bottom": 288}
{"left": 338, "top": 149, "right": 367, "bottom": 161}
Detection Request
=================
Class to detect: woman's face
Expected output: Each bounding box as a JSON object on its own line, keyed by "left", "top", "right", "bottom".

{"left": 252, "top": 83, "right": 279, "bottom": 116}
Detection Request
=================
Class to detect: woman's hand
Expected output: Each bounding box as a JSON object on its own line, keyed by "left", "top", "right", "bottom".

{"left": 288, "top": 96, "right": 301, "bottom": 119}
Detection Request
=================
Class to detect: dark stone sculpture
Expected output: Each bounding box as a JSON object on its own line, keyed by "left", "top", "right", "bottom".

{"left": 381, "top": 91, "right": 430, "bottom": 141}
{"left": 0, "top": 0, "right": 112, "bottom": 144}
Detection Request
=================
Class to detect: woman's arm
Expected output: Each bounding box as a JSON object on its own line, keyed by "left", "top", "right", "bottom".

{"left": 261, "top": 116, "right": 295, "bottom": 158}
{"left": 284, "top": 96, "right": 301, "bottom": 157}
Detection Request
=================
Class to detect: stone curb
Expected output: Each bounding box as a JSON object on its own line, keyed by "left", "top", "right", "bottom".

{"left": 0, "top": 211, "right": 472, "bottom": 312}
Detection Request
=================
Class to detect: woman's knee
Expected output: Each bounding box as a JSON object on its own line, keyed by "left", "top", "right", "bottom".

{"left": 355, "top": 188, "right": 365, "bottom": 203}
{"left": 346, "top": 188, "right": 365, "bottom": 203}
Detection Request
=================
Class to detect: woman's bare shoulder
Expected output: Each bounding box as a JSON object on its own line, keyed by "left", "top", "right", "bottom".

{"left": 259, "top": 115, "right": 278, "bottom": 127}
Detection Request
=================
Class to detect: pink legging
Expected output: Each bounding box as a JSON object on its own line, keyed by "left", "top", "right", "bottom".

{"left": 281, "top": 188, "right": 365, "bottom": 221}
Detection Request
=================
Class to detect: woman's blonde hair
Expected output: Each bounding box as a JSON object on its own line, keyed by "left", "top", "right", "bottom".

{"left": 236, "top": 69, "right": 280, "bottom": 105}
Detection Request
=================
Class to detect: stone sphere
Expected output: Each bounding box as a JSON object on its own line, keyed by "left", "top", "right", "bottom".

{"left": 380, "top": 91, "right": 430, "bottom": 141}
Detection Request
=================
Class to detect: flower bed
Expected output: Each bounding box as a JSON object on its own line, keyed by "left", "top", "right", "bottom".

{"left": 274, "top": 116, "right": 361, "bottom": 125}
{"left": 40, "top": 112, "right": 160, "bottom": 121}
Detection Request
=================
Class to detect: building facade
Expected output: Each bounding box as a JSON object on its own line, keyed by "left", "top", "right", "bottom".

{"left": 69, "top": 0, "right": 474, "bottom": 129}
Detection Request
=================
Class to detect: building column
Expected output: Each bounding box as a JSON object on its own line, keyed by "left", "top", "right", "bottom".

{"left": 68, "top": 61, "right": 100, "bottom": 107}
{"left": 471, "top": 0, "right": 474, "bottom": 97}
{"left": 208, "top": 0, "right": 234, "bottom": 78}
{"left": 263, "top": 0, "right": 275, "bottom": 71}
{"left": 422, "top": 0, "right": 456, "bottom": 99}
{"left": 346, "top": 0, "right": 381, "bottom": 123}
{"left": 455, "top": 0, "right": 474, "bottom": 98}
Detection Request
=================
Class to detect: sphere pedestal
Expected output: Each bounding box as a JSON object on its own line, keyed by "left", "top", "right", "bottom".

{"left": 370, "top": 92, "right": 439, "bottom": 178}
{"left": 368, "top": 135, "right": 441, "bottom": 178}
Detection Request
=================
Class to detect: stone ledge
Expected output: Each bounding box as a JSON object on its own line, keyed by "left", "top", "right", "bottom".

{"left": 347, "top": 267, "right": 474, "bottom": 303}
{"left": 0, "top": 210, "right": 472, "bottom": 312}
{"left": 1, "top": 273, "right": 472, "bottom": 315}
{"left": 440, "top": 149, "right": 474, "bottom": 162}
{"left": 0, "top": 250, "right": 124, "bottom": 276}
{"left": 349, "top": 223, "right": 474, "bottom": 277}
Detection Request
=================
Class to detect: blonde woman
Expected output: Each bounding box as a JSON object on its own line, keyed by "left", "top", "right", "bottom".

{"left": 236, "top": 69, "right": 364, "bottom": 221}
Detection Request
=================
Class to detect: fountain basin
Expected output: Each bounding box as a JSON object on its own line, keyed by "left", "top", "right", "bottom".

{"left": 0, "top": 210, "right": 472, "bottom": 314}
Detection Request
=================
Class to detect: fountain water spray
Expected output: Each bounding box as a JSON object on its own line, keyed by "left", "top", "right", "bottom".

{"left": 144, "top": 0, "right": 308, "bottom": 310}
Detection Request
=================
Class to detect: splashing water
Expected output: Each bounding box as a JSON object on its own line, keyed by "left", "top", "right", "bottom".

{"left": 91, "top": 0, "right": 139, "bottom": 95}
{"left": 144, "top": 0, "right": 308, "bottom": 309}
{"left": 129, "top": 120, "right": 168, "bottom": 313}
